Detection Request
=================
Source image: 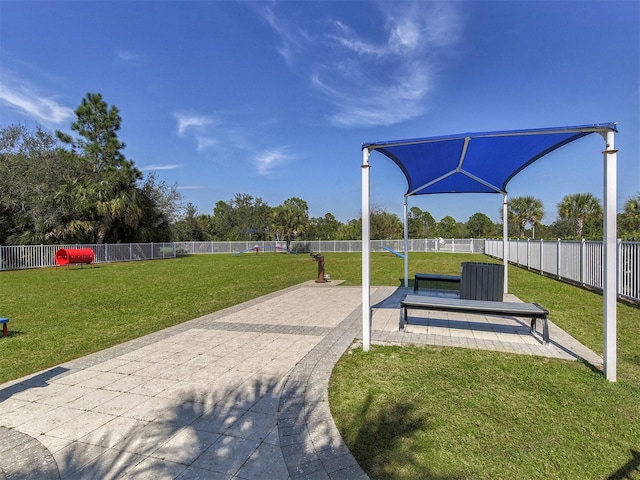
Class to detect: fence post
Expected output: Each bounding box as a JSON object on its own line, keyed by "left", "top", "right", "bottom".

{"left": 580, "top": 239, "right": 585, "bottom": 286}
{"left": 557, "top": 238, "right": 561, "bottom": 279}
{"left": 617, "top": 239, "right": 622, "bottom": 299}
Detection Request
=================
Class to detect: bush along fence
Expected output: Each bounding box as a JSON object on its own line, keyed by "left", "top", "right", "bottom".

{"left": 1, "top": 239, "right": 637, "bottom": 303}
{"left": 485, "top": 239, "right": 640, "bottom": 303}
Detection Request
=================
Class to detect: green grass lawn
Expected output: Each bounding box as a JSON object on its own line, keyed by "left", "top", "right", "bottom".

{"left": 330, "top": 346, "right": 639, "bottom": 480}
{"left": 327, "top": 253, "right": 640, "bottom": 480}
{"left": 1, "top": 252, "right": 638, "bottom": 479}
{"left": 0, "top": 253, "right": 313, "bottom": 382}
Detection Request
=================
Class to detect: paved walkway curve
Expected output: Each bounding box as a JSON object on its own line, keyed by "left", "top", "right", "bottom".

{"left": 0, "top": 283, "right": 370, "bottom": 480}
{"left": 0, "top": 426, "right": 60, "bottom": 480}
{"left": 0, "top": 283, "right": 601, "bottom": 479}
{"left": 277, "top": 301, "right": 368, "bottom": 480}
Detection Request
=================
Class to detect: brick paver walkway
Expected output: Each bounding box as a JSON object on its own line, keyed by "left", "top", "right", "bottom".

{"left": 0, "top": 283, "right": 602, "bottom": 479}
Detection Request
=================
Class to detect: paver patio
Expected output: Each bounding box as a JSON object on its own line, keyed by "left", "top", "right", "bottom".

{"left": 0, "top": 283, "right": 602, "bottom": 479}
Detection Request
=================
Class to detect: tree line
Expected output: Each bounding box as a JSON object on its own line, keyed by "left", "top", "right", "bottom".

{"left": 172, "top": 192, "right": 639, "bottom": 243}
{"left": 1, "top": 94, "right": 181, "bottom": 246}
{"left": 1, "top": 93, "right": 638, "bottom": 246}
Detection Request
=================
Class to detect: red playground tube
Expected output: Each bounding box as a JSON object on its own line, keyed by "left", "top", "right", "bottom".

{"left": 55, "top": 248, "right": 95, "bottom": 266}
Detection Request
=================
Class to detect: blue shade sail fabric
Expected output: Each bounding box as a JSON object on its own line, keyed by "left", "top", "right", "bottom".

{"left": 362, "top": 123, "right": 617, "bottom": 196}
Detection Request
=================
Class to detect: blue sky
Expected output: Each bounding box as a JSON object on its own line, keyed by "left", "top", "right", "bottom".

{"left": 1, "top": 0, "right": 638, "bottom": 225}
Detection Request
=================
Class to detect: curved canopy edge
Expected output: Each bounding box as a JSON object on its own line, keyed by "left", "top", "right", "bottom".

{"left": 363, "top": 122, "right": 617, "bottom": 196}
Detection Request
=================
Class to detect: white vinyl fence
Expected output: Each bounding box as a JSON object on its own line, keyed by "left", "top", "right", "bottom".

{"left": 0, "top": 243, "right": 176, "bottom": 271}
{"left": 485, "top": 239, "right": 640, "bottom": 303}
{"left": 174, "top": 238, "right": 486, "bottom": 255}
{"left": 0, "top": 238, "right": 484, "bottom": 270}
{"left": 2, "top": 239, "right": 637, "bottom": 303}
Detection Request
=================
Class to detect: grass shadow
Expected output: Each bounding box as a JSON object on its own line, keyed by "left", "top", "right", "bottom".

{"left": 578, "top": 357, "right": 605, "bottom": 377}
{"left": 345, "top": 392, "right": 460, "bottom": 480}
{"left": 0, "top": 329, "right": 27, "bottom": 339}
{"left": 607, "top": 449, "right": 640, "bottom": 480}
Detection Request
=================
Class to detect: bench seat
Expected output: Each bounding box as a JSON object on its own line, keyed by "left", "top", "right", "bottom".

{"left": 399, "top": 295, "right": 549, "bottom": 344}
{"left": 413, "top": 273, "right": 461, "bottom": 292}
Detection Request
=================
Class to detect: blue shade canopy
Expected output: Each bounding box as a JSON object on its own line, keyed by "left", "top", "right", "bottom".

{"left": 363, "top": 123, "right": 617, "bottom": 196}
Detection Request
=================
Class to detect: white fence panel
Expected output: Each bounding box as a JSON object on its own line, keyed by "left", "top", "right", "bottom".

{"left": 2, "top": 239, "right": 637, "bottom": 303}
{"left": 0, "top": 243, "right": 176, "bottom": 271}
{"left": 559, "top": 241, "right": 582, "bottom": 283}
{"left": 485, "top": 239, "right": 639, "bottom": 303}
{"left": 620, "top": 242, "right": 640, "bottom": 301}
{"left": 584, "top": 241, "right": 603, "bottom": 289}
{"left": 542, "top": 240, "right": 559, "bottom": 278}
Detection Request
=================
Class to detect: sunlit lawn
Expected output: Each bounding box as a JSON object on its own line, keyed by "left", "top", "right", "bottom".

{"left": 0, "top": 253, "right": 313, "bottom": 382}
{"left": 1, "top": 252, "right": 638, "bottom": 479}
{"left": 328, "top": 252, "right": 640, "bottom": 480}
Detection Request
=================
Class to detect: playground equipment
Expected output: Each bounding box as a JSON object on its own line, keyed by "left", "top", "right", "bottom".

{"left": 311, "top": 253, "right": 327, "bottom": 283}
{"left": 55, "top": 248, "right": 94, "bottom": 267}
{"left": 382, "top": 246, "right": 405, "bottom": 259}
{"left": 232, "top": 245, "right": 290, "bottom": 256}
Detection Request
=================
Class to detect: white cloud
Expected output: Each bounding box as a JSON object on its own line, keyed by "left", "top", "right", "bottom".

{"left": 311, "top": 64, "right": 431, "bottom": 127}
{"left": 0, "top": 78, "right": 74, "bottom": 124}
{"left": 173, "top": 110, "right": 291, "bottom": 175}
{"left": 259, "top": 1, "right": 462, "bottom": 127}
{"left": 139, "top": 164, "right": 182, "bottom": 171}
{"left": 174, "top": 112, "right": 215, "bottom": 136}
{"left": 195, "top": 136, "right": 217, "bottom": 150}
{"left": 258, "top": 4, "right": 304, "bottom": 66}
{"left": 117, "top": 49, "right": 143, "bottom": 62}
{"left": 329, "top": 21, "right": 387, "bottom": 56}
{"left": 174, "top": 112, "right": 219, "bottom": 150}
{"left": 254, "top": 147, "right": 292, "bottom": 176}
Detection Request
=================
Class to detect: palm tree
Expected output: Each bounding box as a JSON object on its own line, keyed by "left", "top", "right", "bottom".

{"left": 620, "top": 192, "right": 640, "bottom": 240}
{"left": 52, "top": 176, "right": 101, "bottom": 243}
{"left": 557, "top": 193, "right": 602, "bottom": 238}
{"left": 507, "top": 195, "right": 544, "bottom": 239}
{"left": 270, "top": 203, "right": 308, "bottom": 251}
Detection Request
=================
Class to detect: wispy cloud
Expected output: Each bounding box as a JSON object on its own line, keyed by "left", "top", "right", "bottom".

{"left": 174, "top": 112, "right": 218, "bottom": 150}
{"left": 175, "top": 112, "right": 215, "bottom": 135}
{"left": 258, "top": 1, "right": 462, "bottom": 127}
{"left": 174, "top": 110, "right": 293, "bottom": 175}
{"left": 139, "top": 164, "right": 182, "bottom": 171}
{"left": 117, "top": 49, "right": 143, "bottom": 63}
{"left": 253, "top": 147, "right": 293, "bottom": 176}
{"left": 0, "top": 75, "right": 74, "bottom": 124}
{"left": 257, "top": 4, "right": 306, "bottom": 66}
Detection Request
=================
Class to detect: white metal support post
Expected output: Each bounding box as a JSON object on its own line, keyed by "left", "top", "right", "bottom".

{"left": 502, "top": 194, "right": 509, "bottom": 294}
{"left": 403, "top": 197, "right": 409, "bottom": 287}
{"left": 362, "top": 148, "right": 371, "bottom": 352}
{"left": 602, "top": 129, "right": 617, "bottom": 381}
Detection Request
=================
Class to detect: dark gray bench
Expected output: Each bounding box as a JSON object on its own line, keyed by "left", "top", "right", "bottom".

{"left": 399, "top": 295, "right": 549, "bottom": 344}
{"left": 414, "top": 273, "right": 461, "bottom": 292}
